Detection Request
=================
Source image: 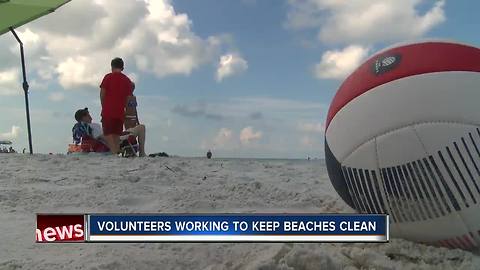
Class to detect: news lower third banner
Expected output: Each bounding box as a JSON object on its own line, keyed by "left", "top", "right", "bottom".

{"left": 36, "top": 214, "right": 389, "bottom": 243}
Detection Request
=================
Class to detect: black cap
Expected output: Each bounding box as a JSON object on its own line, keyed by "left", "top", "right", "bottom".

{"left": 111, "top": 57, "right": 124, "bottom": 70}
{"left": 74, "top": 108, "right": 89, "bottom": 122}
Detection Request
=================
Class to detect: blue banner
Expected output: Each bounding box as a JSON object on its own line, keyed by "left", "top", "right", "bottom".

{"left": 86, "top": 214, "right": 388, "bottom": 242}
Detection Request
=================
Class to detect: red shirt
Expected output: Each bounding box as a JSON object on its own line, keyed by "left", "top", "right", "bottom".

{"left": 100, "top": 72, "right": 133, "bottom": 120}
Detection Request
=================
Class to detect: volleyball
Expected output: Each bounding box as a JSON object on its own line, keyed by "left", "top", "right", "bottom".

{"left": 325, "top": 41, "right": 480, "bottom": 249}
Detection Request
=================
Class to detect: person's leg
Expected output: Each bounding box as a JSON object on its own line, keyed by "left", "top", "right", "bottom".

{"left": 104, "top": 135, "right": 120, "bottom": 154}
{"left": 102, "top": 118, "right": 123, "bottom": 155}
{"left": 128, "top": 124, "right": 146, "bottom": 157}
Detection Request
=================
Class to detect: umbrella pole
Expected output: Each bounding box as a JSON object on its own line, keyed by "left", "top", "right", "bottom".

{"left": 10, "top": 27, "right": 33, "bottom": 155}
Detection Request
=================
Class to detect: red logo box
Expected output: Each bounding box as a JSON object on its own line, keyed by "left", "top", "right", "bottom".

{"left": 36, "top": 214, "right": 85, "bottom": 242}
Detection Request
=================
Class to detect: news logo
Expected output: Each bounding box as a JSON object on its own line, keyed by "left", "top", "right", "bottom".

{"left": 36, "top": 214, "right": 85, "bottom": 242}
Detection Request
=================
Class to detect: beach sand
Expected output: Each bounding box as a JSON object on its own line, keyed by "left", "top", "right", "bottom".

{"left": 0, "top": 154, "right": 479, "bottom": 270}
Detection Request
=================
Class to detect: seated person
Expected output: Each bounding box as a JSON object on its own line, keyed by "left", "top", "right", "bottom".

{"left": 72, "top": 108, "right": 108, "bottom": 153}
{"left": 73, "top": 108, "right": 147, "bottom": 157}
{"left": 72, "top": 108, "right": 94, "bottom": 145}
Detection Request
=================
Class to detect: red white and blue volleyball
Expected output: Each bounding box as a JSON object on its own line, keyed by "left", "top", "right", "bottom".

{"left": 325, "top": 41, "right": 480, "bottom": 250}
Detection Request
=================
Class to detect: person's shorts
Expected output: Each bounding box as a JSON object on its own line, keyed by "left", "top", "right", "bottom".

{"left": 102, "top": 118, "right": 123, "bottom": 136}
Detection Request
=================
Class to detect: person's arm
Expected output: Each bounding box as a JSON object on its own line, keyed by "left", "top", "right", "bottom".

{"left": 100, "top": 87, "right": 106, "bottom": 106}
{"left": 99, "top": 75, "right": 108, "bottom": 106}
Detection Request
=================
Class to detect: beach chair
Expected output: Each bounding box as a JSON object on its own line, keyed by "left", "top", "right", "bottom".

{"left": 120, "top": 132, "right": 139, "bottom": 157}
{"left": 68, "top": 133, "right": 139, "bottom": 157}
{"left": 67, "top": 135, "right": 109, "bottom": 154}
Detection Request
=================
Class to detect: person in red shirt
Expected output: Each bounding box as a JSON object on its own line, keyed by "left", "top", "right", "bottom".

{"left": 100, "top": 57, "right": 133, "bottom": 154}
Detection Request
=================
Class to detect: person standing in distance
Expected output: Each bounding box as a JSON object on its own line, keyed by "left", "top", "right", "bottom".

{"left": 100, "top": 57, "right": 134, "bottom": 154}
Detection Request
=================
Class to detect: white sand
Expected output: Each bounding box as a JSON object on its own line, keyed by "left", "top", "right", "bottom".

{"left": 0, "top": 154, "right": 479, "bottom": 270}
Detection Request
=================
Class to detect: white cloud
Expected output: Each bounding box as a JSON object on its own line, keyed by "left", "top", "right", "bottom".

{"left": 200, "top": 128, "right": 238, "bottom": 150}
{"left": 17, "top": 28, "right": 41, "bottom": 45}
{"left": 240, "top": 126, "right": 262, "bottom": 145}
{"left": 226, "top": 97, "right": 326, "bottom": 113}
{"left": 29, "top": 79, "right": 49, "bottom": 91}
{"left": 186, "top": 97, "right": 326, "bottom": 123}
{"left": 202, "top": 126, "right": 263, "bottom": 151}
{"left": 286, "top": 0, "right": 446, "bottom": 45}
{"left": 0, "top": 0, "right": 238, "bottom": 89}
{"left": 287, "top": 1, "right": 446, "bottom": 80}
{"left": 172, "top": 101, "right": 224, "bottom": 121}
{"left": 200, "top": 128, "right": 234, "bottom": 151}
{"left": 301, "top": 136, "right": 315, "bottom": 147}
{"left": 298, "top": 122, "right": 324, "bottom": 148}
{"left": 216, "top": 53, "right": 248, "bottom": 81}
{"left": 0, "top": 126, "right": 21, "bottom": 140}
{"left": 0, "top": 69, "right": 20, "bottom": 96}
{"left": 56, "top": 56, "right": 103, "bottom": 88}
{"left": 314, "top": 45, "right": 369, "bottom": 79}
{"left": 298, "top": 122, "right": 324, "bottom": 133}
{"left": 48, "top": 92, "right": 65, "bottom": 102}
{"left": 214, "top": 128, "right": 234, "bottom": 147}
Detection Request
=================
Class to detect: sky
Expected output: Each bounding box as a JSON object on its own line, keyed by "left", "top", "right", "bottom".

{"left": 0, "top": 0, "right": 479, "bottom": 158}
